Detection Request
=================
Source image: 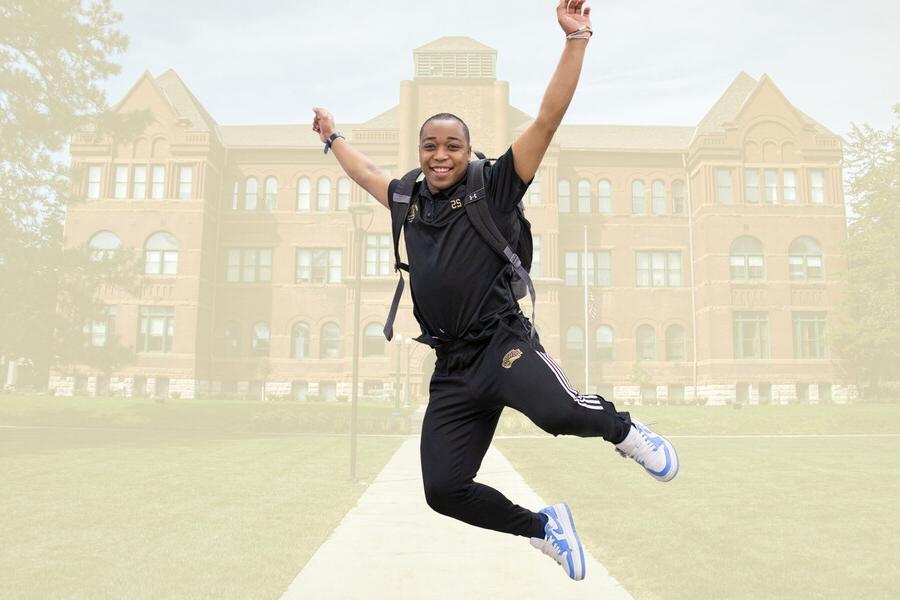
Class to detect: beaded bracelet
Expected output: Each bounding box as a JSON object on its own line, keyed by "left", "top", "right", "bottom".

{"left": 566, "top": 25, "right": 593, "bottom": 40}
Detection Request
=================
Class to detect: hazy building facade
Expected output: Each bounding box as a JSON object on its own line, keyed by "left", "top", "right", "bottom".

{"left": 53, "top": 37, "right": 852, "bottom": 405}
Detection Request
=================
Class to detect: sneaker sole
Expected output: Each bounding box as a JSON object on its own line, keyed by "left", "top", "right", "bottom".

{"left": 556, "top": 503, "right": 585, "bottom": 581}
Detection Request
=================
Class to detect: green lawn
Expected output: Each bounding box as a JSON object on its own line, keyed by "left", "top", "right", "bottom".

{"left": 0, "top": 394, "right": 414, "bottom": 434}
{"left": 0, "top": 425, "right": 403, "bottom": 600}
{"left": 496, "top": 404, "right": 900, "bottom": 600}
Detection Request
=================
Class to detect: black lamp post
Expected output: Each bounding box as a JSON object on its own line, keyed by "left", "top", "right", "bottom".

{"left": 349, "top": 204, "right": 374, "bottom": 481}
{"left": 404, "top": 337, "right": 413, "bottom": 407}
{"left": 393, "top": 334, "right": 404, "bottom": 415}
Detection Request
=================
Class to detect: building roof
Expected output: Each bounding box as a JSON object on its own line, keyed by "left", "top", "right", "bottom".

{"left": 554, "top": 124, "right": 696, "bottom": 151}
{"left": 154, "top": 69, "right": 219, "bottom": 132}
{"left": 414, "top": 36, "right": 496, "bottom": 53}
{"left": 219, "top": 124, "right": 361, "bottom": 148}
{"left": 695, "top": 72, "right": 833, "bottom": 138}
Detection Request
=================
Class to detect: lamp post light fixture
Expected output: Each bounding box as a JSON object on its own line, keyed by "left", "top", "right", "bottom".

{"left": 348, "top": 204, "right": 374, "bottom": 482}
{"left": 403, "top": 337, "right": 413, "bottom": 407}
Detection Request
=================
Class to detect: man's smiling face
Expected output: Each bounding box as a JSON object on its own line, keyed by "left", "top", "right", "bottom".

{"left": 418, "top": 119, "right": 472, "bottom": 193}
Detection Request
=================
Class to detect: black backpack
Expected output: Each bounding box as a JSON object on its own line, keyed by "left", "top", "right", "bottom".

{"left": 382, "top": 152, "right": 536, "bottom": 346}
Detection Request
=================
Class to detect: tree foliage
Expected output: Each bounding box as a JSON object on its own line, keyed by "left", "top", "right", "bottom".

{"left": 0, "top": 0, "right": 148, "bottom": 385}
{"left": 833, "top": 106, "right": 900, "bottom": 395}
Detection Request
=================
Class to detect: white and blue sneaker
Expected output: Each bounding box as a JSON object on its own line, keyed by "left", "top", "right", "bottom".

{"left": 529, "top": 502, "right": 586, "bottom": 581}
{"left": 615, "top": 418, "right": 679, "bottom": 482}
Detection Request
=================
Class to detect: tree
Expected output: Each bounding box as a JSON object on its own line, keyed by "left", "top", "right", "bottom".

{"left": 833, "top": 106, "right": 900, "bottom": 398}
{"left": 0, "top": 0, "right": 149, "bottom": 387}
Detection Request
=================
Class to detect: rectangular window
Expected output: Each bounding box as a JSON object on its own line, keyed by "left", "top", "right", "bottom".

{"left": 783, "top": 169, "right": 797, "bottom": 203}
{"left": 636, "top": 251, "right": 681, "bottom": 288}
{"left": 597, "top": 182, "right": 611, "bottom": 214}
{"left": 86, "top": 305, "right": 117, "bottom": 347}
{"left": 595, "top": 251, "right": 611, "bottom": 287}
{"left": 151, "top": 165, "right": 166, "bottom": 199}
{"left": 564, "top": 251, "right": 611, "bottom": 286}
{"left": 178, "top": 165, "right": 193, "bottom": 200}
{"left": 793, "top": 312, "right": 827, "bottom": 359}
{"left": 764, "top": 169, "right": 778, "bottom": 203}
{"left": 733, "top": 311, "right": 769, "bottom": 359}
{"left": 226, "top": 248, "right": 273, "bottom": 283}
{"left": 716, "top": 169, "right": 733, "bottom": 204}
{"left": 531, "top": 236, "right": 542, "bottom": 278}
{"left": 231, "top": 182, "right": 239, "bottom": 210}
{"left": 227, "top": 249, "right": 241, "bottom": 282}
{"left": 744, "top": 169, "right": 760, "bottom": 203}
{"left": 296, "top": 248, "right": 342, "bottom": 284}
{"left": 87, "top": 165, "right": 102, "bottom": 199}
{"left": 114, "top": 165, "right": 129, "bottom": 199}
{"left": 365, "top": 234, "right": 391, "bottom": 276}
{"left": 565, "top": 252, "right": 578, "bottom": 286}
{"left": 137, "top": 306, "right": 175, "bottom": 353}
{"left": 810, "top": 170, "right": 825, "bottom": 204}
{"left": 527, "top": 171, "right": 542, "bottom": 206}
{"left": 133, "top": 166, "right": 147, "bottom": 199}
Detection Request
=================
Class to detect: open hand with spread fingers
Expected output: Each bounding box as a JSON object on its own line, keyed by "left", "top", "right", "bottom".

{"left": 557, "top": 0, "right": 592, "bottom": 38}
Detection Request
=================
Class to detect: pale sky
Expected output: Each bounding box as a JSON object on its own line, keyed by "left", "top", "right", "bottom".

{"left": 102, "top": 0, "right": 899, "bottom": 137}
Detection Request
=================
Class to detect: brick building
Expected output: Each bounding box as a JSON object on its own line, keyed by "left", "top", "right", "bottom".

{"left": 52, "top": 37, "right": 853, "bottom": 405}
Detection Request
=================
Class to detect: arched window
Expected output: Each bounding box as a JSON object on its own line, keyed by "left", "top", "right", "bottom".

{"left": 636, "top": 325, "right": 656, "bottom": 361}
{"left": 566, "top": 325, "right": 583, "bottom": 356}
{"left": 528, "top": 170, "right": 541, "bottom": 205}
{"left": 144, "top": 232, "right": 178, "bottom": 275}
{"left": 789, "top": 237, "right": 823, "bottom": 280}
{"left": 666, "top": 324, "right": 686, "bottom": 361}
{"left": 223, "top": 321, "right": 240, "bottom": 357}
{"left": 597, "top": 179, "right": 612, "bottom": 213}
{"left": 264, "top": 176, "right": 278, "bottom": 210}
{"left": 631, "top": 180, "right": 645, "bottom": 214}
{"left": 291, "top": 322, "right": 310, "bottom": 359}
{"left": 730, "top": 236, "right": 765, "bottom": 280}
{"left": 296, "top": 177, "right": 311, "bottom": 211}
{"left": 88, "top": 231, "right": 121, "bottom": 261}
{"left": 251, "top": 321, "right": 270, "bottom": 356}
{"left": 651, "top": 180, "right": 666, "bottom": 215}
{"left": 558, "top": 179, "right": 571, "bottom": 213}
{"left": 320, "top": 322, "right": 341, "bottom": 358}
{"left": 244, "top": 177, "right": 258, "bottom": 210}
{"left": 595, "top": 325, "right": 614, "bottom": 360}
{"left": 672, "top": 180, "right": 686, "bottom": 214}
{"left": 577, "top": 179, "right": 591, "bottom": 213}
{"left": 337, "top": 177, "right": 351, "bottom": 210}
{"left": 363, "top": 322, "right": 385, "bottom": 357}
{"left": 317, "top": 177, "right": 331, "bottom": 211}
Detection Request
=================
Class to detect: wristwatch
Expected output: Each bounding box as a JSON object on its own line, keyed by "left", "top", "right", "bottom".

{"left": 324, "top": 132, "right": 345, "bottom": 154}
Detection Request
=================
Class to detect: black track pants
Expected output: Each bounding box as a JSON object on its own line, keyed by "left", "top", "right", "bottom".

{"left": 420, "top": 314, "right": 632, "bottom": 538}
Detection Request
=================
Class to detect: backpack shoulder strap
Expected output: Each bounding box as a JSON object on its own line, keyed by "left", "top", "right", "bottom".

{"left": 463, "top": 160, "right": 538, "bottom": 338}
{"left": 383, "top": 168, "right": 420, "bottom": 342}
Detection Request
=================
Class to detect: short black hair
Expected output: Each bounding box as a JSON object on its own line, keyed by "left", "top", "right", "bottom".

{"left": 419, "top": 113, "right": 470, "bottom": 145}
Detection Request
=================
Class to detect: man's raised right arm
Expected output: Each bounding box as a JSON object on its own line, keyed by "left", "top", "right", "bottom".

{"left": 312, "top": 107, "right": 391, "bottom": 209}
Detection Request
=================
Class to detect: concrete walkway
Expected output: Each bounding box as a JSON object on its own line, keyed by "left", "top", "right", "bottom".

{"left": 280, "top": 437, "right": 633, "bottom": 600}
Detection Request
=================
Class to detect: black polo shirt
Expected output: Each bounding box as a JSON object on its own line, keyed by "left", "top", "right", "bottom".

{"left": 388, "top": 146, "right": 532, "bottom": 347}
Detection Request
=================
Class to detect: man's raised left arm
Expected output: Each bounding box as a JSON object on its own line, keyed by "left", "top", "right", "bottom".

{"left": 511, "top": 0, "right": 593, "bottom": 183}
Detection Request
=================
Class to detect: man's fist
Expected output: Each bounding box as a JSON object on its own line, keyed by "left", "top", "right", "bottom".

{"left": 312, "top": 107, "right": 335, "bottom": 143}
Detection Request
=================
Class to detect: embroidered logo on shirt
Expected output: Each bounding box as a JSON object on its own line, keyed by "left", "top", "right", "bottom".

{"left": 406, "top": 203, "right": 418, "bottom": 223}
{"left": 501, "top": 348, "right": 523, "bottom": 369}
{"left": 450, "top": 198, "right": 462, "bottom": 209}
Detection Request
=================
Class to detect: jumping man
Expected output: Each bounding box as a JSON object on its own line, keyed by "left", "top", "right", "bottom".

{"left": 312, "top": 0, "right": 679, "bottom": 581}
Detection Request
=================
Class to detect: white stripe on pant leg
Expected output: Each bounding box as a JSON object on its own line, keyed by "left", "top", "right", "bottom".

{"left": 535, "top": 351, "right": 604, "bottom": 411}
{"left": 535, "top": 351, "right": 602, "bottom": 407}
{"left": 536, "top": 351, "right": 604, "bottom": 409}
